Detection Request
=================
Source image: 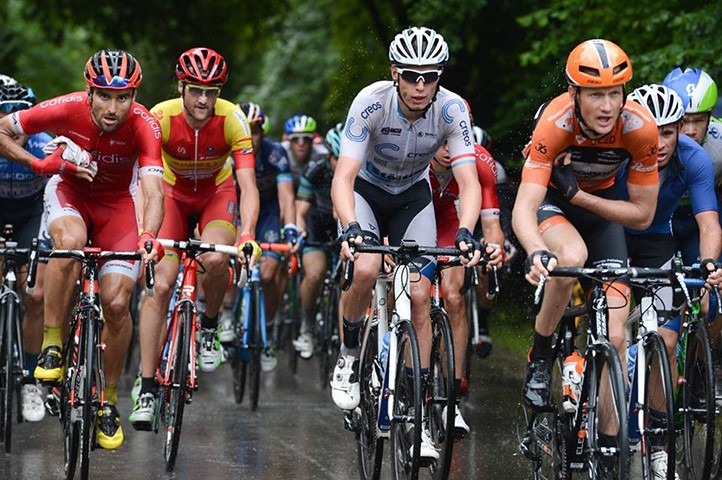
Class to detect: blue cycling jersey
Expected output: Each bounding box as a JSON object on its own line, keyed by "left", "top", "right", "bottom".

{"left": 0, "top": 132, "right": 52, "bottom": 200}
{"left": 254, "top": 137, "right": 292, "bottom": 203}
{"left": 618, "top": 134, "right": 717, "bottom": 235}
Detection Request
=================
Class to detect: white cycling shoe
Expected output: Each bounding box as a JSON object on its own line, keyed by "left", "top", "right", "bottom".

{"left": 330, "top": 354, "right": 360, "bottom": 410}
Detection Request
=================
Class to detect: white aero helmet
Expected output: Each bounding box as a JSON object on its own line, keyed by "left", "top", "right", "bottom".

{"left": 627, "top": 84, "right": 685, "bottom": 127}
{"left": 388, "top": 27, "right": 449, "bottom": 66}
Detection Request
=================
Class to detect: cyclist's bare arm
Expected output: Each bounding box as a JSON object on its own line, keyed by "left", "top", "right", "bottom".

{"left": 295, "top": 198, "right": 311, "bottom": 236}
{"left": 139, "top": 174, "right": 164, "bottom": 237}
{"left": 569, "top": 181, "right": 658, "bottom": 230}
{"left": 235, "top": 166, "right": 260, "bottom": 239}
{"left": 331, "top": 155, "right": 363, "bottom": 260}
{"left": 452, "top": 162, "right": 482, "bottom": 232}
{"left": 696, "top": 210, "right": 722, "bottom": 261}
{"left": 512, "top": 182, "right": 557, "bottom": 283}
{"left": 277, "top": 179, "right": 296, "bottom": 228}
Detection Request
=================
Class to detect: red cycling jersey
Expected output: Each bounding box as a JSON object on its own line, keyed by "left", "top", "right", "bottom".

{"left": 10, "top": 92, "right": 163, "bottom": 197}
{"left": 432, "top": 143, "right": 500, "bottom": 246}
{"left": 521, "top": 93, "right": 658, "bottom": 192}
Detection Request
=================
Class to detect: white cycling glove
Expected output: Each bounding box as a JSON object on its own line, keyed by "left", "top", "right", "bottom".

{"left": 43, "top": 136, "right": 98, "bottom": 176}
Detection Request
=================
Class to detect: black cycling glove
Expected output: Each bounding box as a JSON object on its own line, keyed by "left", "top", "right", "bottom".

{"left": 551, "top": 161, "right": 579, "bottom": 200}
{"left": 454, "top": 227, "right": 482, "bottom": 257}
{"left": 524, "top": 250, "right": 557, "bottom": 274}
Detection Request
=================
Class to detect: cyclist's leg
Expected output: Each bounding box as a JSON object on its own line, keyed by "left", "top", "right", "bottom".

{"left": 298, "top": 248, "right": 326, "bottom": 349}
{"left": 440, "top": 266, "right": 466, "bottom": 384}
{"left": 35, "top": 180, "right": 87, "bottom": 381}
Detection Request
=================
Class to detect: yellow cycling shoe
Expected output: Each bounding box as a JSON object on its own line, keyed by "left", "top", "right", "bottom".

{"left": 34, "top": 346, "right": 63, "bottom": 382}
{"left": 96, "top": 405, "right": 124, "bottom": 450}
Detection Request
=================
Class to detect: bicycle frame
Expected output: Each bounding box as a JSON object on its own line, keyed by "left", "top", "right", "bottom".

{"left": 239, "top": 263, "right": 269, "bottom": 355}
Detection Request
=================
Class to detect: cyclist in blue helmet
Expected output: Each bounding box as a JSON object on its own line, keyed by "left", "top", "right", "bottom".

{"left": 283, "top": 114, "right": 327, "bottom": 184}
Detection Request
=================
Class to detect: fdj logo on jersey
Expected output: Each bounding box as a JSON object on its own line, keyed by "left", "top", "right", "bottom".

{"left": 361, "top": 102, "right": 382, "bottom": 119}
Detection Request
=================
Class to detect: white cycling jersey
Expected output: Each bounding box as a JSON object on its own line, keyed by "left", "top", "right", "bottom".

{"left": 340, "top": 81, "right": 475, "bottom": 195}
{"left": 704, "top": 119, "right": 722, "bottom": 181}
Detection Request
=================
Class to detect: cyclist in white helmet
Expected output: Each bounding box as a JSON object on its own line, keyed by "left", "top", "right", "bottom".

{"left": 331, "top": 26, "right": 484, "bottom": 462}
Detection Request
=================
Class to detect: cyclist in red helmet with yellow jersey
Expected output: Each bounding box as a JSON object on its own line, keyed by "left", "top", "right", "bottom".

{"left": 0, "top": 49, "right": 165, "bottom": 449}
{"left": 130, "top": 47, "right": 260, "bottom": 431}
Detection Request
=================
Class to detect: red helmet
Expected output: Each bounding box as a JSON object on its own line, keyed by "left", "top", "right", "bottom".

{"left": 175, "top": 47, "right": 229, "bottom": 86}
{"left": 84, "top": 49, "right": 142, "bottom": 89}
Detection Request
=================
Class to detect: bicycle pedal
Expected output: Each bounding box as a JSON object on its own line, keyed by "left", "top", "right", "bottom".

{"left": 343, "top": 411, "right": 361, "bottom": 432}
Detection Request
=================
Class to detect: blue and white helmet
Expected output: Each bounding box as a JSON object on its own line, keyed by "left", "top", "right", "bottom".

{"left": 628, "top": 84, "right": 685, "bottom": 127}
{"left": 662, "top": 67, "right": 718, "bottom": 114}
{"left": 388, "top": 27, "right": 449, "bottom": 66}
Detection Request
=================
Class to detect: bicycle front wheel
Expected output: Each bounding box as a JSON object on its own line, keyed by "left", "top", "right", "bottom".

{"left": 390, "top": 320, "right": 422, "bottom": 480}
{"left": 249, "top": 283, "right": 262, "bottom": 411}
{"left": 357, "top": 326, "right": 384, "bottom": 480}
{"left": 676, "top": 319, "right": 714, "bottom": 479}
{"left": 427, "top": 309, "right": 455, "bottom": 480}
{"left": 638, "top": 332, "right": 676, "bottom": 480}
{"left": 79, "top": 311, "right": 97, "bottom": 480}
{"left": 164, "top": 304, "right": 191, "bottom": 472}
{"left": 319, "top": 283, "right": 340, "bottom": 389}
{"left": 63, "top": 320, "right": 79, "bottom": 480}
{"left": 586, "top": 341, "right": 629, "bottom": 480}
{"left": 2, "top": 300, "right": 14, "bottom": 452}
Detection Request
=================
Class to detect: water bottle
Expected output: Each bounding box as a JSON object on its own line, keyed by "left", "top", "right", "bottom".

{"left": 379, "top": 331, "right": 391, "bottom": 377}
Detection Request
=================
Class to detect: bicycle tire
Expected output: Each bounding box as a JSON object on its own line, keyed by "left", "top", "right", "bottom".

{"left": 79, "top": 310, "right": 96, "bottom": 480}
{"left": 249, "top": 283, "right": 262, "bottom": 411}
{"left": 2, "top": 300, "right": 14, "bottom": 452}
{"left": 427, "top": 309, "right": 455, "bottom": 480}
{"left": 638, "top": 332, "right": 675, "bottom": 480}
{"left": 164, "top": 303, "right": 191, "bottom": 472}
{"left": 462, "top": 287, "right": 477, "bottom": 396}
{"left": 390, "top": 320, "right": 422, "bottom": 480}
{"left": 586, "top": 341, "right": 629, "bottom": 480}
{"left": 233, "top": 288, "right": 249, "bottom": 405}
{"left": 319, "top": 284, "right": 340, "bottom": 389}
{"left": 288, "top": 275, "right": 300, "bottom": 375}
{"left": 676, "top": 319, "right": 714, "bottom": 479}
{"left": 63, "top": 319, "right": 80, "bottom": 480}
{"left": 357, "top": 327, "right": 384, "bottom": 480}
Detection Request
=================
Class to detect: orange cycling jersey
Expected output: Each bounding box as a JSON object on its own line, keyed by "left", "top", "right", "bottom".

{"left": 521, "top": 93, "right": 658, "bottom": 192}
{"left": 151, "top": 98, "right": 254, "bottom": 190}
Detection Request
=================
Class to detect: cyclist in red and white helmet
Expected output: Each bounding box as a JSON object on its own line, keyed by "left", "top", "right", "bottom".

{"left": 0, "top": 49, "right": 165, "bottom": 450}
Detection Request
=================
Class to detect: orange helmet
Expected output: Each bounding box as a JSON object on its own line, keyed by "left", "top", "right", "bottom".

{"left": 565, "top": 39, "right": 632, "bottom": 88}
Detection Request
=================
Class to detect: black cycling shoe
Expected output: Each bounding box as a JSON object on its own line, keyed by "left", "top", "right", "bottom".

{"left": 522, "top": 357, "right": 552, "bottom": 411}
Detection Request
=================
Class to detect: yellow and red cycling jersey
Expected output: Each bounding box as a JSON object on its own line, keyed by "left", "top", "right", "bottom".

{"left": 151, "top": 98, "right": 254, "bottom": 190}
{"left": 521, "top": 93, "right": 659, "bottom": 192}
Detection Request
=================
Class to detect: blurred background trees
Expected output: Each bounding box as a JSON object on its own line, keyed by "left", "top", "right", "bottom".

{"left": 1, "top": 0, "right": 720, "bottom": 169}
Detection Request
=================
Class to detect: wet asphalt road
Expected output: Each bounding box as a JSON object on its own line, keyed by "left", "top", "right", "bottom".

{"left": 1, "top": 345, "right": 531, "bottom": 479}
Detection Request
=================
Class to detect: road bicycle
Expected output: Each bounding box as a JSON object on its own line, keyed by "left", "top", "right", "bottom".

{"left": 154, "top": 238, "right": 237, "bottom": 472}
{"left": 0, "top": 225, "right": 30, "bottom": 453}
{"left": 519, "top": 265, "right": 639, "bottom": 480}
{"left": 345, "top": 240, "right": 467, "bottom": 480}
{"left": 27, "top": 240, "right": 154, "bottom": 480}
{"left": 231, "top": 242, "right": 289, "bottom": 410}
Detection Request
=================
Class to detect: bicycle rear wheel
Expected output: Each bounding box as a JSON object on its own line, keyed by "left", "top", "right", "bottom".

{"left": 288, "top": 275, "right": 301, "bottom": 374}
{"left": 639, "top": 332, "right": 675, "bottom": 480}
{"left": 427, "top": 309, "right": 455, "bottom": 480}
{"left": 164, "top": 304, "right": 191, "bottom": 472}
{"left": 357, "top": 326, "right": 384, "bottom": 480}
{"left": 2, "top": 301, "right": 14, "bottom": 452}
{"left": 586, "top": 341, "right": 629, "bottom": 480}
{"left": 232, "top": 288, "right": 249, "bottom": 405}
{"left": 390, "top": 320, "right": 422, "bottom": 480}
{"left": 249, "top": 283, "right": 262, "bottom": 411}
{"left": 676, "top": 319, "right": 714, "bottom": 479}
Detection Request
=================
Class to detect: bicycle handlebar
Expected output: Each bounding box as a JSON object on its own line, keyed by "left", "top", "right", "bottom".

{"left": 158, "top": 238, "right": 239, "bottom": 256}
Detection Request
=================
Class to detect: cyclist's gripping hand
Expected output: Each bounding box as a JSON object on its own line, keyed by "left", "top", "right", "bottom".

{"left": 338, "top": 221, "right": 363, "bottom": 262}
{"left": 523, "top": 249, "right": 557, "bottom": 286}
{"left": 284, "top": 223, "right": 301, "bottom": 253}
{"left": 30, "top": 148, "right": 95, "bottom": 182}
{"left": 138, "top": 230, "right": 165, "bottom": 263}
{"left": 484, "top": 242, "right": 504, "bottom": 268}
{"left": 700, "top": 258, "right": 722, "bottom": 287}
{"left": 236, "top": 234, "right": 262, "bottom": 270}
{"left": 454, "top": 227, "right": 482, "bottom": 267}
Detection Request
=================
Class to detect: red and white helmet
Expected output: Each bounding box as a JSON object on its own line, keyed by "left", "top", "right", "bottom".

{"left": 175, "top": 47, "right": 229, "bottom": 86}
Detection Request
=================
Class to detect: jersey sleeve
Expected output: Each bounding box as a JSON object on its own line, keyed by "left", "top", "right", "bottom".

{"left": 339, "top": 88, "right": 379, "bottom": 162}
{"left": 440, "top": 97, "right": 475, "bottom": 168}
{"left": 270, "top": 144, "right": 293, "bottom": 184}
{"left": 225, "top": 104, "right": 255, "bottom": 169}
{"left": 10, "top": 93, "right": 86, "bottom": 138}
{"left": 623, "top": 106, "right": 659, "bottom": 187}
{"left": 686, "top": 147, "right": 718, "bottom": 215}
{"left": 297, "top": 159, "right": 322, "bottom": 201}
{"left": 520, "top": 113, "right": 563, "bottom": 187}
{"left": 133, "top": 103, "right": 164, "bottom": 178}
{"left": 475, "top": 145, "right": 501, "bottom": 218}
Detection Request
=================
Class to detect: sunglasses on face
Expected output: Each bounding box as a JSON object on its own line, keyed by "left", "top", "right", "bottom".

{"left": 396, "top": 67, "right": 443, "bottom": 84}
{"left": 289, "top": 134, "right": 313, "bottom": 144}
{"left": 0, "top": 101, "right": 32, "bottom": 114}
{"left": 186, "top": 85, "right": 221, "bottom": 98}
{"left": 94, "top": 75, "right": 133, "bottom": 88}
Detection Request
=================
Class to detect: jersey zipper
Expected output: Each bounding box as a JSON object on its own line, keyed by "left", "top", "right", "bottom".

{"left": 194, "top": 128, "right": 199, "bottom": 192}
